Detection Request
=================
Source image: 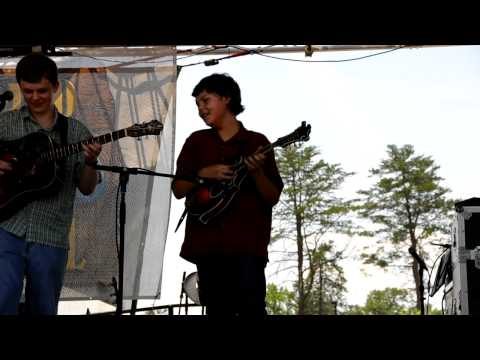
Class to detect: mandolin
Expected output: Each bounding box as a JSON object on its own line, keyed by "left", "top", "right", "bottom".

{"left": 177, "top": 121, "right": 311, "bottom": 228}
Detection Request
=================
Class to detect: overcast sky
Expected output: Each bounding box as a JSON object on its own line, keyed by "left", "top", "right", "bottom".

{"left": 151, "top": 45, "right": 480, "bottom": 311}
{"left": 53, "top": 45, "right": 480, "bottom": 314}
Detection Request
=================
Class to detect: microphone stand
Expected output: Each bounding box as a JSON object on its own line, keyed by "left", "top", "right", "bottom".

{"left": 0, "top": 90, "right": 14, "bottom": 112}
{"left": 0, "top": 100, "right": 7, "bottom": 112}
{"left": 93, "top": 164, "right": 175, "bottom": 316}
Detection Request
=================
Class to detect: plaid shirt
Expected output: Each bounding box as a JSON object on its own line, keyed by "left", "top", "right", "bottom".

{"left": 0, "top": 106, "right": 92, "bottom": 249}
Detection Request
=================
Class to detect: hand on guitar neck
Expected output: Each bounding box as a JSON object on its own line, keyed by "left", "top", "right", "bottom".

{"left": 81, "top": 143, "right": 102, "bottom": 165}
{"left": 174, "top": 148, "right": 267, "bottom": 200}
{"left": 244, "top": 147, "right": 280, "bottom": 205}
{"left": 195, "top": 148, "right": 275, "bottom": 205}
{"left": 243, "top": 147, "right": 267, "bottom": 176}
{"left": 196, "top": 147, "right": 266, "bottom": 181}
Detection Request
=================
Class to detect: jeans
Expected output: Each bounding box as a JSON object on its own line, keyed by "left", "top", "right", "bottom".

{"left": 0, "top": 228, "right": 68, "bottom": 315}
{"left": 196, "top": 255, "right": 268, "bottom": 316}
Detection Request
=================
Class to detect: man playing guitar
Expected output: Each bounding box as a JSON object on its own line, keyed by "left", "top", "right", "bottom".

{"left": 0, "top": 53, "right": 102, "bottom": 314}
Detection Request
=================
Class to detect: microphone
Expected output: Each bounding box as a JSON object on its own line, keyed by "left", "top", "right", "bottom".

{"left": 0, "top": 90, "right": 14, "bottom": 102}
{"left": 408, "top": 247, "right": 428, "bottom": 271}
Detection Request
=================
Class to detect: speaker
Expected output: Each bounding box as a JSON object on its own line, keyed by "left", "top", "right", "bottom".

{"left": 449, "top": 198, "right": 480, "bottom": 314}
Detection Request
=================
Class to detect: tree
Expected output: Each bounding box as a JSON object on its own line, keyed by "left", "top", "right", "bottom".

{"left": 357, "top": 144, "right": 455, "bottom": 311}
{"left": 343, "top": 287, "right": 442, "bottom": 315}
{"left": 299, "top": 241, "right": 347, "bottom": 315}
{"left": 271, "top": 144, "right": 356, "bottom": 314}
{"left": 344, "top": 287, "right": 417, "bottom": 315}
{"left": 265, "top": 283, "right": 297, "bottom": 315}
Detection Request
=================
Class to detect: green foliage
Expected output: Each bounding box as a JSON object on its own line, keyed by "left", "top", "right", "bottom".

{"left": 265, "top": 283, "right": 297, "bottom": 315}
{"left": 358, "top": 144, "right": 454, "bottom": 250}
{"left": 343, "top": 287, "right": 417, "bottom": 315}
{"left": 272, "top": 144, "right": 356, "bottom": 314}
{"left": 343, "top": 287, "right": 443, "bottom": 315}
{"left": 356, "top": 144, "right": 455, "bottom": 309}
{"left": 427, "top": 307, "right": 443, "bottom": 315}
{"left": 304, "top": 242, "right": 347, "bottom": 314}
{"left": 274, "top": 145, "right": 357, "bottom": 239}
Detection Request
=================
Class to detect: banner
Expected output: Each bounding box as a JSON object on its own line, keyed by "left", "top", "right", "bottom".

{"left": 0, "top": 46, "right": 176, "bottom": 302}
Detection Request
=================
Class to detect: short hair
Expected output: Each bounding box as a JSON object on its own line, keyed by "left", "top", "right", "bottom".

{"left": 16, "top": 53, "right": 58, "bottom": 85}
{"left": 192, "top": 73, "right": 245, "bottom": 115}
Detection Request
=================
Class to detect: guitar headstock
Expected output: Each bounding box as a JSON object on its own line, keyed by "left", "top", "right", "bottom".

{"left": 126, "top": 120, "right": 163, "bottom": 137}
{"left": 274, "top": 121, "right": 311, "bottom": 148}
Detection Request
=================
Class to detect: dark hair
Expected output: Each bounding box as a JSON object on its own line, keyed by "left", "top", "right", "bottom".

{"left": 192, "top": 73, "right": 245, "bottom": 115}
{"left": 16, "top": 53, "right": 58, "bottom": 85}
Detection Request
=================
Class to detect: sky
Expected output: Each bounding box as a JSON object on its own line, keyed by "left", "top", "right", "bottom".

{"left": 54, "top": 45, "right": 480, "bottom": 314}
{"left": 154, "top": 45, "right": 480, "bottom": 313}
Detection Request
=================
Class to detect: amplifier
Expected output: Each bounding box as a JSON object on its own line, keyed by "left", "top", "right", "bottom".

{"left": 449, "top": 198, "right": 480, "bottom": 314}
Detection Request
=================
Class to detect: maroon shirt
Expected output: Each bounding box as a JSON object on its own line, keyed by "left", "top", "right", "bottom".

{"left": 174, "top": 122, "right": 284, "bottom": 264}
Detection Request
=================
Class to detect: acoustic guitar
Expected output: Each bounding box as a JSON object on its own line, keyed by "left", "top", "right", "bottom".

{"left": 0, "top": 120, "right": 163, "bottom": 221}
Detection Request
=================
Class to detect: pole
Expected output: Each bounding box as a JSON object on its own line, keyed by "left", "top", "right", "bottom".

{"left": 116, "top": 171, "right": 129, "bottom": 315}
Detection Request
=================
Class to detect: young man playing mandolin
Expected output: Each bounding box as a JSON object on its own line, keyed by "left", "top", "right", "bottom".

{"left": 172, "top": 73, "right": 284, "bottom": 316}
{"left": 0, "top": 53, "right": 102, "bottom": 314}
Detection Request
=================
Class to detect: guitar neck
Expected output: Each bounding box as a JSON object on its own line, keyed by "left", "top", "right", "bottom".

{"left": 234, "top": 126, "right": 308, "bottom": 170}
{"left": 42, "top": 128, "right": 128, "bottom": 162}
{"left": 259, "top": 143, "right": 275, "bottom": 156}
{"left": 260, "top": 134, "right": 300, "bottom": 155}
{"left": 233, "top": 142, "right": 279, "bottom": 171}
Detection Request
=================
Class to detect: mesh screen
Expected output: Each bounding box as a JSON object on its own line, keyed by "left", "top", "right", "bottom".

{"left": 0, "top": 46, "right": 176, "bottom": 302}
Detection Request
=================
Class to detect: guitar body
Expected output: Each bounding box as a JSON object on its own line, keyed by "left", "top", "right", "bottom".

{"left": 186, "top": 165, "right": 248, "bottom": 224}
{"left": 0, "top": 132, "right": 61, "bottom": 221}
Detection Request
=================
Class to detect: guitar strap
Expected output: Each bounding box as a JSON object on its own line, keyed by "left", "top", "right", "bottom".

{"left": 53, "top": 112, "right": 69, "bottom": 181}
{"left": 174, "top": 180, "right": 203, "bottom": 232}
{"left": 174, "top": 207, "right": 188, "bottom": 233}
{"left": 55, "top": 113, "right": 69, "bottom": 147}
